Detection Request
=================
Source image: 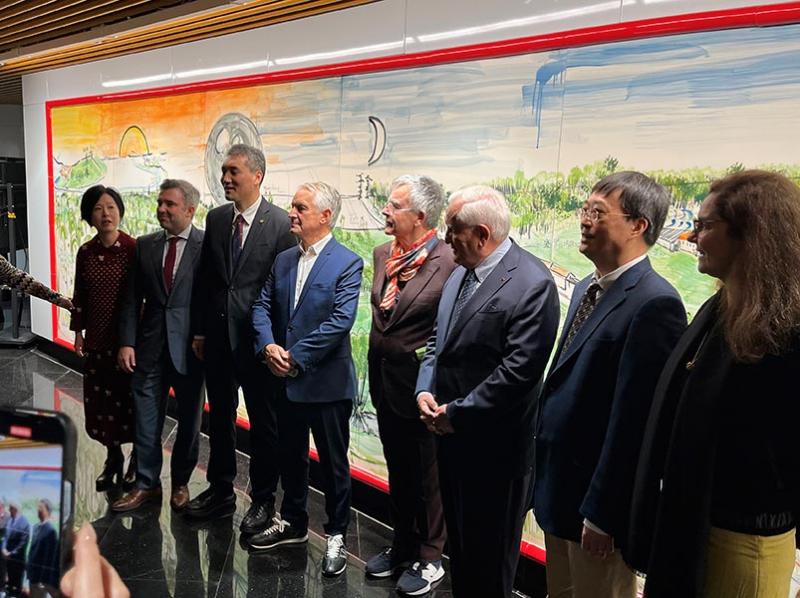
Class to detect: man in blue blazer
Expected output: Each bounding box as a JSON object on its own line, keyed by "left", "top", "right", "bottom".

{"left": 416, "top": 186, "right": 560, "bottom": 598}
{"left": 2, "top": 502, "right": 30, "bottom": 597}
{"left": 533, "top": 172, "right": 687, "bottom": 598}
{"left": 113, "top": 179, "right": 205, "bottom": 512}
{"left": 249, "top": 182, "right": 363, "bottom": 578}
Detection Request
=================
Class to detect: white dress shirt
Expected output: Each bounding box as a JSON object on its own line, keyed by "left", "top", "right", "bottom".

{"left": 472, "top": 237, "right": 513, "bottom": 289}
{"left": 294, "top": 233, "right": 333, "bottom": 309}
{"left": 161, "top": 224, "right": 193, "bottom": 280}
{"left": 232, "top": 197, "right": 263, "bottom": 248}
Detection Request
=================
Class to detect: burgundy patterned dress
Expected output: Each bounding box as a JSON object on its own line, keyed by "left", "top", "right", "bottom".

{"left": 69, "top": 232, "right": 136, "bottom": 447}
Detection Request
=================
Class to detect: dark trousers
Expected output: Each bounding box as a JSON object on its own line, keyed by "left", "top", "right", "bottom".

{"left": 439, "top": 458, "right": 532, "bottom": 598}
{"left": 6, "top": 559, "right": 24, "bottom": 596}
{"left": 377, "top": 404, "right": 446, "bottom": 562}
{"left": 133, "top": 348, "right": 205, "bottom": 490}
{"left": 276, "top": 392, "right": 352, "bottom": 536}
{"left": 204, "top": 343, "right": 279, "bottom": 502}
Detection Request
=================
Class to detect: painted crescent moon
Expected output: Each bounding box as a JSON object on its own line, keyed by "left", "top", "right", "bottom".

{"left": 368, "top": 116, "right": 386, "bottom": 166}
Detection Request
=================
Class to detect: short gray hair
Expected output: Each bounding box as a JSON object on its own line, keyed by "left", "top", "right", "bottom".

{"left": 226, "top": 144, "right": 266, "bottom": 179}
{"left": 592, "top": 171, "right": 671, "bottom": 246}
{"left": 39, "top": 498, "right": 53, "bottom": 514}
{"left": 448, "top": 185, "right": 511, "bottom": 241}
{"left": 160, "top": 179, "right": 200, "bottom": 208}
{"left": 298, "top": 182, "right": 342, "bottom": 228}
{"left": 390, "top": 175, "right": 446, "bottom": 229}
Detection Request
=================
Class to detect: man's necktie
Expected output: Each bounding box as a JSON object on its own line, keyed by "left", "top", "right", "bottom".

{"left": 231, "top": 214, "right": 245, "bottom": 269}
{"left": 163, "top": 237, "right": 179, "bottom": 293}
{"left": 562, "top": 281, "right": 602, "bottom": 351}
{"left": 451, "top": 269, "right": 478, "bottom": 326}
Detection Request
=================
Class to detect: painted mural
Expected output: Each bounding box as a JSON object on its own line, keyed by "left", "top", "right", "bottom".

{"left": 50, "top": 22, "right": 800, "bottom": 578}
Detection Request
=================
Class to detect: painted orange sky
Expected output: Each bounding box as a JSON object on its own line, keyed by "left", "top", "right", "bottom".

{"left": 50, "top": 80, "right": 330, "bottom": 163}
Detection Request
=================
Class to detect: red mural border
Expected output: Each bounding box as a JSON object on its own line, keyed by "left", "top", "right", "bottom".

{"left": 45, "top": 2, "right": 800, "bottom": 565}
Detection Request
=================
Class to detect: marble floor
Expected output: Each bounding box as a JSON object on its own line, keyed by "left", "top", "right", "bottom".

{"left": 0, "top": 346, "right": 457, "bottom": 598}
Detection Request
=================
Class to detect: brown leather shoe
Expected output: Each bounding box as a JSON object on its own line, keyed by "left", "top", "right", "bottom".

{"left": 171, "top": 485, "right": 190, "bottom": 511}
{"left": 111, "top": 488, "right": 162, "bottom": 512}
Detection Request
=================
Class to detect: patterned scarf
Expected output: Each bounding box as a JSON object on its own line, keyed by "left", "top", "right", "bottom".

{"left": 380, "top": 229, "right": 438, "bottom": 312}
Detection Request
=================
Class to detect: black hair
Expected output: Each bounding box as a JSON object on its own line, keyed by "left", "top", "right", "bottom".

{"left": 80, "top": 185, "right": 125, "bottom": 225}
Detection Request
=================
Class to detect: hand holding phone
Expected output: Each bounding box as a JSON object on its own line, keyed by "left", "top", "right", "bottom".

{"left": 60, "top": 523, "right": 129, "bottom": 598}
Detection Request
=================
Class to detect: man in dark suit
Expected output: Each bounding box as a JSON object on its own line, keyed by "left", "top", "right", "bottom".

{"left": 1, "top": 502, "right": 30, "bottom": 598}
{"left": 113, "top": 179, "right": 206, "bottom": 512}
{"left": 27, "top": 499, "right": 59, "bottom": 595}
{"left": 186, "top": 145, "right": 295, "bottom": 534}
{"left": 416, "top": 186, "right": 560, "bottom": 598}
{"left": 0, "top": 499, "right": 9, "bottom": 594}
{"left": 533, "top": 172, "right": 687, "bottom": 598}
{"left": 249, "top": 182, "right": 362, "bottom": 578}
{"left": 365, "top": 175, "right": 454, "bottom": 596}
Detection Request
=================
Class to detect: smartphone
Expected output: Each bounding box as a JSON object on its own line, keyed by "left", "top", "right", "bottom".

{"left": 0, "top": 407, "right": 76, "bottom": 598}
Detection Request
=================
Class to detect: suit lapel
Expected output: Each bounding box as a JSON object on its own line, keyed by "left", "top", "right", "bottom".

{"left": 232, "top": 198, "right": 269, "bottom": 280}
{"left": 438, "top": 267, "right": 462, "bottom": 343}
{"left": 150, "top": 233, "right": 167, "bottom": 298}
{"left": 170, "top": 226, "right": 201, "bottom": 298}
{"left": 552, "top": 258, "right": 651, "bottom": 373}
{"left": 221, "top": 204, "right": 234, "bottom": 280}
{"left": 387, "top": 253, "right": 442, "bottom": 330}
{"left": 292, "top": 238, "right": 337, "bottom": 317}
{"left": 444, "top": 246, "right": 517, "bottom": 348}
{"left": 372, "top": 245, "right": 389, "bottom": 310}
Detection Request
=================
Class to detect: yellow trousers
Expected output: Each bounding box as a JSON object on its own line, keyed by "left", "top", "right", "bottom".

{"left": 703, "top": 526, "right": 796, "bottom": 598}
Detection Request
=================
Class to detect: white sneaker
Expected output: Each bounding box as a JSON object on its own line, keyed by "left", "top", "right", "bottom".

{"left": 396, "top": 559, "right": 445, "bottom": 596}
{"left": 322, "top": 533, "right": 347, "bottom": 577}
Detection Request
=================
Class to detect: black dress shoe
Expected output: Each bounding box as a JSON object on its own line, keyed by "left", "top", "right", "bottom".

{"left": 96, "top": 452, "right": 123, "bottom": 492}
{"left": 185, "top": 487, "right": 236, "bottom": 519}
{"left": 240, "top": 500, "right": 275, "bottom": 535}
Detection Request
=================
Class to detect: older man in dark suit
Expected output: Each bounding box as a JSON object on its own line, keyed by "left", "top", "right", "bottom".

{"left": 2, "top": 502, "right": 30, "bottom": 598}
{"left": 113, "top": 178, "right": 206, "bottom": 512}
{"left": 416, "top": 186, "right": 560, "bottom": 598}
{"left": 533, "top": 172, "right": 686, "bottom": 598}
{"left": 250, "top": 182, "right": 362, "bottom": 577}
{"left": 186, "top": 144, "right": 295, "bottom": 534}
{"left": 364, "top": 175, "right": 454, "bottom": 596}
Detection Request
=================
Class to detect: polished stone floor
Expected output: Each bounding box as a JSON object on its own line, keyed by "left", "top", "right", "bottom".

{"left": 0, "top": 346, "right": 456, "bottom": 597}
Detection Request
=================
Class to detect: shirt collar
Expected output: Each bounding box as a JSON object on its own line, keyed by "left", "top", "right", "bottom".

{"left": 473, "top": 237, "right": 512, "bottom": 283}
{"left": 299, "top": 232, "right": 333, "bottom": 258}
{"left": 165, "top": 224, "right": 192, "bottom": 241}
{"left": 593, "top": 253, "right": 647, "bottom": 290}
{"left": 234, "top": 197, "right": 262, "bottom": 225}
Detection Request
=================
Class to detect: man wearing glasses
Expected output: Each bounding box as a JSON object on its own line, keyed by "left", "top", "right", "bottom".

{"left": 533, "top": 171, "right": 687, "bottom": 598}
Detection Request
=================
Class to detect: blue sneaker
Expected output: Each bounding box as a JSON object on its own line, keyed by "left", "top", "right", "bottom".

{"left": 365, "top": 546, "right": 410, "bottom": 578}
{"left": 396, "top": 560, "right": 445, "bottom": 596}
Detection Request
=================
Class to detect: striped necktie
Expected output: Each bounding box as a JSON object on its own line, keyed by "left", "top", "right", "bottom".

{"left": 562, "top": 282, "right": 602, "bottom": 351}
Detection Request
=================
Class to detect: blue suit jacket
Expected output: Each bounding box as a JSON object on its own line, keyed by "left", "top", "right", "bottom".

{"left": 415, "top": 241, "right": 560, "bottom": 479}
{"left": 3, "top": 514, "right": 30, "bottom": 561}
{"left": 251, "top": 236, "right": 363, "bottom": 403}
{"left": 533, "top": 257, "right": 687, "bottom": 546}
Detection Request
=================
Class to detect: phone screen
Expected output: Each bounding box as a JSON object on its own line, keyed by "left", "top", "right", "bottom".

{"left": 1, "top": 414, "right": 72, "bottom": 598}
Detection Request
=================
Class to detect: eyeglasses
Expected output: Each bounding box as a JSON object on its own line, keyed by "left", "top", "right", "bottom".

{"left": 384, "top": 200, "right": 418, "bottom": 214}
{"left": 578, "top": 207, "right": 632, "bottom": 222}
{"left": 692, "top": 218, "right": 721, "bottom": 234}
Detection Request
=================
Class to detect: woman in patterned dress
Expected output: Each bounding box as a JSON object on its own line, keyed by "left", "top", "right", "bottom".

{"left": 70, "top": 185, "right": 137, "bottom": 492}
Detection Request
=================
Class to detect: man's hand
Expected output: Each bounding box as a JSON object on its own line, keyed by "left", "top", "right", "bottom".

{"left": 74, "top": 332, "right": 85, "bottom": 358}
{"left": 191, "top": 337, "right": 205, "bottom": 362}
{"left": 117, "top": 347, "right": 136, "bottom": 374}
{"left": 432, "top": 404, "right": 455, "bottom": 435}
{"left": 60, "top": 523, "right": 130, "bottom": 598}
{"left": 581, "top": 524, "right": 614, "bottom": 559}
{"left": 417, "top": 392, "right": 437, "bottom": 426}
{"left": 57, "top": 296, "right": 74, "bottom": 311}
{"left": 1, "top": 549, "right": 9, "bottom": 558}
{"left": 264, "top": 344, "right": 293, "bottom": 377}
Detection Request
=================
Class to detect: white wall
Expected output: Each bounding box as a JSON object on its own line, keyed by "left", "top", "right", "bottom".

{"left": 0, "top": 105, "right": 24, "bottom": 158}
{"left": 21, "top": 0, "right": 794, "bottom": 339}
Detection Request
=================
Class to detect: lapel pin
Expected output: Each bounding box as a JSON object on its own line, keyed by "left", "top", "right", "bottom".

{"left": 259, "top": 219, "right": 265, "bottom": 224}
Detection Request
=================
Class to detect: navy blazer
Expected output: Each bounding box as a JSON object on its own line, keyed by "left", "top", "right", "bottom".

{"left": 251, "top": 236, "right": 363, "bottom": 403}
{"left": 2, "top": 514, "right": 30, "bottom": 560}
{"left": 119, "top": 226, "right": 204, "bottom": 375}
{"left": 533, "top": 257, "right": 686, "bottom": 546}
{"left": 415, "top": 241, "right": 560, "bottom": 479}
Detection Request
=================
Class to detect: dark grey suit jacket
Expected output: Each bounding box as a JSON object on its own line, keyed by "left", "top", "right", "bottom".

{"left": 192, "top": 198, "right": 295, "bottom": 360}
{"left": 415, "top": 241, "right": 560, "bottom": 479}
{"left": 119, "top": 225, "right": 204, "bottom": 376}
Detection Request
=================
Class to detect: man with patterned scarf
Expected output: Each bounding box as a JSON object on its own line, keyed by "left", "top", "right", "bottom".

{"left": 365, "top": 175, "right": 455, "bottom": 596}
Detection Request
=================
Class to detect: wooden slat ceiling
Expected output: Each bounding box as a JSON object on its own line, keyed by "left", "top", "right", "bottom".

{"left": 0, "top": 0, "right": 380, "bottom": 104}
